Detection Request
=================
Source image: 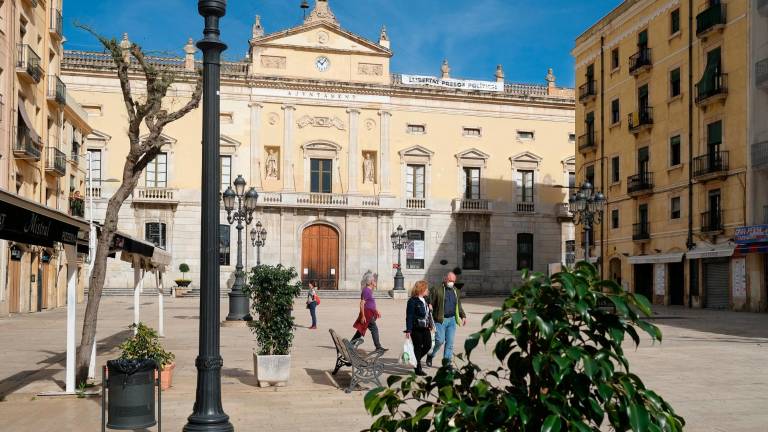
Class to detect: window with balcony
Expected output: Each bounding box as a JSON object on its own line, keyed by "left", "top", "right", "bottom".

{"left": 671, "top": 197, "right": 681, "bottom": 219}
{"left": 696, "top": 0, "right": 726, "bottom": 37}
{"left": 696, "top": 47, "right": 727, "bottom": 104}
{"left": 406, "top": 164, "right": 425, "bottom": 199}
{"left": 220, "top": 155, "right": 231, "bottom": 192}
{"left": 629, "top": 30, "right": 652, "bottom": 74}
{"left": 670, "top": 67, "right": 681, "bottom": 97}
{"left": 87, "top": 149, "right": 102, "bottom": 183}
{"left": 702, "top": 189, "right": 722, "bottom": 232}
{"left": 580, "top": 111, "right": 596, "bottom": 152}
{"left": 611, "top": 156, "right": 620, "bottom": 183}
{"left": 145, "top": 222, "right": 167, "bottom": 249}
{"left": 145, "top": 152, "right": 167, "bottom": 188}
{"left": 670, "top": 135, "right": 681, "bottom": 166}
{"left": 518, "top": 170, "right": 534, "bottom": 204}
{"left": 611, "top": 99, "right": 620, "bottom": 125}
{"left": 406, "top": 230, "right": 425, "bottom": 270}
{"left": 670, "top": 8, "right": 680, "bottom": 35}
{"left": 219, "top": 224, "right": 230, "bottom": 266}
{"left": 633, "top": 204, "right": 650, "bottom": 240}
{"left": 310, "top": 158, "right": 332, "bottom": 193}
{"left": 586, "top": 164, "right": 595, "bottom": 186}
{"left": 517, "top": 233, "right": 534, "bottom": 271}
{"left": 463, "top": 231, "right": 480, "bottom": 270}
{"left": 611, "top": 48, "right": 620, "bottom": 71}
{"left": 463, "top": 167, "right": 481, "bottom": 200}
{"left": 612, "top": 209, "right": 619, "bottom": 229}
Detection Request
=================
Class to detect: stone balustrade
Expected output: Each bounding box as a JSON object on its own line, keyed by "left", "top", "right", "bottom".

{"left": 452, "top": 198, "right": 492, "bottom": 214}
{"left": 133, "top": 187, "right": 179, "bottom": 204}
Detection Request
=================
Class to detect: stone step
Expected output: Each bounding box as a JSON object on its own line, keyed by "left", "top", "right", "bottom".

{"left": 300, "top": 289, "right": 392, "bottom": 300}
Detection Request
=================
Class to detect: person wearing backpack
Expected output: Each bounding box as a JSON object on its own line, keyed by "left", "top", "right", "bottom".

{"left": 306, "top": 280, "right": 319, "bottom": 329}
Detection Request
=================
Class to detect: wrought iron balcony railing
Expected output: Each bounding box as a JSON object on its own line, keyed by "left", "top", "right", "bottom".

{"left": 629, "top": 48, "right": 652, "bottom": 75}
{"left": 47, "top": 75, "right": 67, "bottom": 104}
{"left": 578, "top": 132, "right": 597, "bottom": 152}
{"left": 693, "top": 151, "right": 729, "bottom": 179}
{"left": 695, "top": 73, "right": 728, "bottom": 105}
{"left": 16, "top": 44, "right": 43, "bottom": 83}
{"left": 578, "top": 80, "right": 597, "bottom": 103}
{"left": 701, "top": 210, "right": 723, "bottom": 233}
{"left": 13, "top": 125, "right": 41, "bottom": 161}
{"left": 627, "top": 172, "right": 654, "bottom": 195}
{"left": 50, "top": 8, "right": 63, "bottom": 38}
{"left": 45, "top": 147, "right": 67, "bottom": 176}
{"left": 633, "top": 222, "right": 651, "bottom": 241}
{"left": 628, "top": 106, "right": 653, "bottom": 133}
{"left": 696, "top": 3, "right": 727, "bottom": 37}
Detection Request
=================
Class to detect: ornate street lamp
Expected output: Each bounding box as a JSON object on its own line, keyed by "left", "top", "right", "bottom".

{"left": 569, "top": 182, "right": 606, "bottom": 262}
{"left": 390, "top": 225, "right": 408, "bottom": 291}
{"left": 250, "top": 221, "right": 267, "bottom": 266}
{"left": 223, "top": 175, "right": 258, "bottom": 321}
{"left": 185, "top": 1, "right": 233, "bottom": 431}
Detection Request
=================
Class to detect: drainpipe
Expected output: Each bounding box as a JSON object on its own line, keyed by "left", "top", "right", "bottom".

{"left": 686, "top": 0, "right": 695, "bottom": 308}
{"left": 600, "top": 35, "right": 606, "bottom": 279}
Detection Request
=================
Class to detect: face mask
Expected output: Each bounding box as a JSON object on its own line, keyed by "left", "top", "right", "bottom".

{"left": 447, "top": 282, "right": 455, "bottom": 288}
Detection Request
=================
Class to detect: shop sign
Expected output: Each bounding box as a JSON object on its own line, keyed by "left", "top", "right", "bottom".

{"left": 0, "top": 201, "right": 79, "bottom": 247}
{"left": 735, "top": 225, "right": 768, "bottom": 245}
{"left": 10, "top": 246, "right": 23, "bottom": 261}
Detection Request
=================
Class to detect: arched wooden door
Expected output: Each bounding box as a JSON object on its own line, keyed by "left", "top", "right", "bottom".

{"left": 301, "top": 225, "right": 339, "bottom": 290}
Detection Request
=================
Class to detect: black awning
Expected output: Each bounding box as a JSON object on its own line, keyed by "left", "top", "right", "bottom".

{"left": 111, "top": 233, "right": 155, "bottom": 258}
{"left": 0, "top": 199, "right": 80, "bottom": 247}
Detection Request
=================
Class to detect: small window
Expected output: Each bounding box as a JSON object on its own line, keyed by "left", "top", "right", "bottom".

{"left": 670, "top": 8, "right": 680, "bottom": 35}
{"left": 671, "top": 197, "right": 681, "bottom": 219}
{"left": 517, "top": 130, "right": 535, "bottom": 141}
{"left": 517, "top": 233, "right": 534, "bottom": 271}
{"left": 220, "top": 155, "right": 232, "bottom": 192}
{"left": 463, "top": 231, "right": 480, "bottom": 270}
{"left": 611, "top": 99, "right": 620, "bottom": 124}
{"left": 611, "top": 156, "right": 620, "bottom": 183}
{"left": 611, "top": 209, "right": 620, "bottom": 229}
{"left": 568, "top": 133, "right": 576, "bottom": 143}
{"left": 463, "top": 127, "right": 481, "bottom": 137}
{"left": 406, "top": 124, "right": 426, "bottom": 134}
{"left": 586, "top": 164, "right": 595, "bottom": 186}
{"left": 145, "top": 222, "right": 167, "bottom": 249}
{"left": 406, "top": 230, "right": 425, "bottom": 269}
{"left": 611, "top": 48, "right": 620, "bottom": 70}
{"left": 670, "top": 68, "right": 681, "bottom": 97}
{"left": 219, "top": 224, "right": 230, "bottom": 266}
{"left": 670, "top": 135, "right": 681, "bottom": 166}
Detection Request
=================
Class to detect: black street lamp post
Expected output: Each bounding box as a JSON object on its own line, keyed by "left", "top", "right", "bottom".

{"left": 390, "top": 225, "right": 407, "bottom": 291}
{"left": 223, "top": 175, "right": 258, "bottom": 321}
{"left": 569, "top": 182, "right": 606, "bottom": 262}
{"left": 185, "top": 1, "right": 233, "bottom": 431}
{"left": 250, "top": 221, "right": 267, "bottom": 266}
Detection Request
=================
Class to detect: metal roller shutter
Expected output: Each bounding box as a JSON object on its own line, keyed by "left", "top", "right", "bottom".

{"left": 704, "top": 259, "right": 729, "bottom": 309}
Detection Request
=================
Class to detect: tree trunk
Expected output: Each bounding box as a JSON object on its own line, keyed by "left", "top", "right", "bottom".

{"left": 75, "top": 170, "right": 140, "bottom": 385}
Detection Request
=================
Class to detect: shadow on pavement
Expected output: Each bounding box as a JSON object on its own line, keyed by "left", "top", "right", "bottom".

{"left": 646, "top": 306, "right": 768, "bottom": 339}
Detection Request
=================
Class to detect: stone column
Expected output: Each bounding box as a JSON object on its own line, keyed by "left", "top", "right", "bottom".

{"left": 347, "top": 109, "right": 360, "bottom": 193}
{"left": 378, "top": 111, "right": 392, "bottom": 194}
{"left": 282, "top": 105, "right": 296, "bottom": 192}
{"left": 249, "top": 102, "right": 263, "bottom": 188}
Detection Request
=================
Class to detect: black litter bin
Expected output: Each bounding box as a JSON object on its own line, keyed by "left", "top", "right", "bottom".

{"left": 104, "top": 359, "right": 159, "bottom": 430}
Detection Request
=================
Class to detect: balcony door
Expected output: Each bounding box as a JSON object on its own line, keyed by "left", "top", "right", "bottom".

{"left": 310, "top": 158, "right": 332, "bottom": 194}
{"left": 708, "top": 189, "right": 721, "bottom": 226}
{"left": 146, "top": 152, "right": 167, "bottom": 188}
{"left": 638, "top": 204, "right": 649, "bottom": 228}
{"left": 301, "top": 224, "right": 339, "bottom": 290}
{"left": 638, "top": 29, "right": 648, "bottom": 50}
{"left": 707, "top": 120, "right": 722, "bottom": 161}
{"left": 463, "top": 167, "right": 481, "bottom": 200}
{"left": 638, "top": 147, "right": 650, "bottom": 176}
{"left": 638, "top": 84, "right": 649, "bottom": 112}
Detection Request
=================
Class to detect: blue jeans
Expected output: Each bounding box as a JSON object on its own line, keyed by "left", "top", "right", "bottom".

{"left": 430, "top": 318, "right": 457, "bottom": 362}
{"left": 308, "top": 302, "right": 317, "bottom": 327}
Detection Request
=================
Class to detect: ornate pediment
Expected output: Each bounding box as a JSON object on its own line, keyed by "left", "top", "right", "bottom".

{"left": 220, "top": 135, "right": 241, "bottom": 153}
{"left": 87, "top": 130, "right": 112, "bottom": 142}
{"left": 399, "top": 145, "right": 434, "bottom": 165}
{"left": 250, "top": 21, "right": 391, "bottom": 56}
{"left": 301, "top": 140, "right": 342, "bottom": 159}
{"left": 510, "top": 151, "right": 543, "bottom": 168}
{"left": 561, "top": 155, "right": 576, "bottom": 169}
{"left": 297, "top": 115, "right": 346, "bottom": 130}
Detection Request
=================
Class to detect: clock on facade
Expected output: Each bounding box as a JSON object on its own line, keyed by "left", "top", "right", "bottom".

{"left": 315, "top": 56, "right": 330, "bottom": 72}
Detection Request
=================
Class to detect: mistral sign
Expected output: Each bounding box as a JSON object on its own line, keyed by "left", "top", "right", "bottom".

{"left": 400, "top": 74, "right": 504, "bottom": 92}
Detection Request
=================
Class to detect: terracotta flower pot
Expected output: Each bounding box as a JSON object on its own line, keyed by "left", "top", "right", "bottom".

{"left": 154, "top": 362, "right": 175, "bottom": 390}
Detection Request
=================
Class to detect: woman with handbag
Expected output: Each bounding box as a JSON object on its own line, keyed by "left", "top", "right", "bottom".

{"left": 306, "top": 280, "right": 319, "bottom": 329}
{"left": 405, "top": 280, "right": 431, "bottom": 376}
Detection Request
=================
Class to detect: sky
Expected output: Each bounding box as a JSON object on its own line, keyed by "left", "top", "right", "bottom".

{"left": 62, "top": 0, "right": 618, "bottom": 87}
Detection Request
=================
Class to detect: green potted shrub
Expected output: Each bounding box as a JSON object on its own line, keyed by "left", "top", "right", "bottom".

{"left": 175, "top": 263, "right": 191, "bottom": 289}
{"left": 118, "top": 323, "right": 176, "bottom": 390}
{"left": 244, "top": 264, "right": 302, "bottom": 387}
{"left": 364, "top": 262, "right": 685, "bottom": 431}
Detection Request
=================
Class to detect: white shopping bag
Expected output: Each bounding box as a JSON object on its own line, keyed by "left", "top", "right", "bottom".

{"left": 400, "top": 339, "right": 417, "bottom": 367}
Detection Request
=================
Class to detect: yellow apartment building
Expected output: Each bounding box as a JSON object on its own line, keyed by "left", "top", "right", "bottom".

{"left": 62, "top": 0, "right": 577, "bottom": 294}
{"left": 0, "top": 0, "right": 92, "bottom": 317}
{"left": 574, "top": 0, "right": 768, "bottom": 311}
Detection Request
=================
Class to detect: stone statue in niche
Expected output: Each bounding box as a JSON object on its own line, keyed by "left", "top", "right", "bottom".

{"left": 363, "top": 152, "right": 375, "bottom": 184}
{"left": 266, "top": 149, "right": 279, "bottom": 180}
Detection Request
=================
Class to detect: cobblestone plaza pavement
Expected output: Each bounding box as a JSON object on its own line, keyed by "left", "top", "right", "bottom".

{"left": 0, "top": 296, "right": 767, "bottom": 431}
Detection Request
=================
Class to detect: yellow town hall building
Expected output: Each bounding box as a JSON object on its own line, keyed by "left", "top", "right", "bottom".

{"left": 61, "top": 0, "right": 577, "bottom": 294}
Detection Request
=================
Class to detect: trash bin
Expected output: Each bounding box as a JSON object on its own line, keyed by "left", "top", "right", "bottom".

{"left": 105, "top": 359, "right": 158, "bottom": 430}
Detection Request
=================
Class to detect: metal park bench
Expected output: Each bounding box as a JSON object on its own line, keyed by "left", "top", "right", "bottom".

{"left": 328, "top": 328, "right": 385, "bottom": 393}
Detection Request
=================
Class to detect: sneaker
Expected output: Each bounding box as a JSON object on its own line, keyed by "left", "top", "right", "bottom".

{"left": 426, "top": 355, "right": 433, "bottom": 367}
{"left": 375, "top": 347, "right": 389, "bottom": 353}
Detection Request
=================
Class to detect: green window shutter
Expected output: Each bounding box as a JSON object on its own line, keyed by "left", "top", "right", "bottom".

{"left": 638, "top": 30, "right": 648, "bottom": 46}
{"left": 707, "top": 121, "right": 722, "bottom": 145}
{"left": 638, "top": 85, "right": 649, "bottom": 99}
{"left": 671, "top": 68, "right": 680, "bottom": 83}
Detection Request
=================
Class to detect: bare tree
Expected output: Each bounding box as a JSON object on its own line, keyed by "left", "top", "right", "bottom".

{"left": 75, "top": 29, "right": 202, "bottom": 384}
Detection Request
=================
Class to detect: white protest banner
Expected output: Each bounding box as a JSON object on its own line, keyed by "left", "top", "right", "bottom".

{"left": 400, "top": 74, "right": 504, "bottom": 92}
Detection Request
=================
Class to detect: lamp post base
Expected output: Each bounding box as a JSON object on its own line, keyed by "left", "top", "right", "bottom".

{"left": 393, "top": 271, "right": 405, "bottom": 291}
{"left": 225, "top": 290, "right": 252, "bottom": 322}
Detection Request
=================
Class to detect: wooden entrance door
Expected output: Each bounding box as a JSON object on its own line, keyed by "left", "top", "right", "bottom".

{"left": 8, "top": 258, "right": 21, "bottom": 313}
{"left": 41, "top": 261, "right": 52, "bottom": 309}
{"left": 301, "top": 225, "right": 339, "bottom": 290}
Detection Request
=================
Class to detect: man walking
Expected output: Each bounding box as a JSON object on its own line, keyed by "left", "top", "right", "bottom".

{"left": 427, "top": 271, "right": 467, "bottom": 367}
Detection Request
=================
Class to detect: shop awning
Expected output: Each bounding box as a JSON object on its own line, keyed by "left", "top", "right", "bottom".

{"left": 17, "top": 100, "right": 41, "bottom": 145}
{"left": 686, "top": 242, "right": 735, "bottom": 259}
{"left": 0, "top": 189, "right": 89, "bottom": 247}
{"left": 627, "top": 252, "right": 684, "bottom": 264}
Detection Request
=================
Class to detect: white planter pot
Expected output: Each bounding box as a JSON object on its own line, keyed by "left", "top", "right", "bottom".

{"left": 253, "top": 353, "right": 291, "bottom": 387}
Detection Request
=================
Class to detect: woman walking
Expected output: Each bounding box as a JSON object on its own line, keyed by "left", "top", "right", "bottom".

{"left": 306, "top": 280, "right": 319, "bottom": 329}
{"left": 351, "top": 271, "right": 387, "bottom": 352}
{"left": 405, "top": 280, "right": 431, "bottom": 376}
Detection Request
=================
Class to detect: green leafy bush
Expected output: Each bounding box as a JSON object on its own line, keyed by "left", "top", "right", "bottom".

{"left": 244, "top": 265, "right": 303, "bottom": 356}
{"left": 364, "top": 262, "right": 684, "bottom": 431}
{"left": 118, "top": 323, "right": 175, "bottom": 368}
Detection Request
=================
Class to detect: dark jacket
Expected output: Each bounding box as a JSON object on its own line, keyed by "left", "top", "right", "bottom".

{"left": 429, "top": 283, "right": 466, "bottom": 324}
{"left": 405, "top": 296, "right": 429, "bottom": 333}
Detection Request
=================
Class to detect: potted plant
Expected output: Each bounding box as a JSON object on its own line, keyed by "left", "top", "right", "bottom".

{"left": 118, "top": 323, "right": 176, "bottom": 390}
{"left": 175, "top": 263, "right": 192, "bottom": 288}
{"left": 244, "top": 264, "right": 302, "bottom": 387}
